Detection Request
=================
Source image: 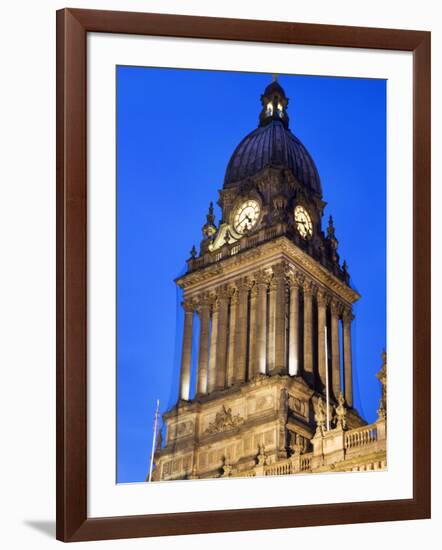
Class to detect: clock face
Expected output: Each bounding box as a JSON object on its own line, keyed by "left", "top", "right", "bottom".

{"left": 233, "top": 199, "right": 261, "bottom": 234}
{"left": 294, "top": 205, "right": 313, "bottom": 239}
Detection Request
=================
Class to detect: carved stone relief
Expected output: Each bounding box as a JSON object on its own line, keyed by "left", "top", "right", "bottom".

{"left": 204, "top": 405, "right": 245, "bottom": 435}
{"left": 248, "top": 393, "right": 274, "bottom": 415}
{"left": 288, "top": 395, "right": 308, "bottom": 419}
{"left": 168, "top": 420, "right": 194, "bottom": 441}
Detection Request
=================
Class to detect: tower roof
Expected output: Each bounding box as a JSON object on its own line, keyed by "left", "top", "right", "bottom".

{"left": 262, "top": 79, "right": 287, "bottom": 98}
{"left": 223, "top": 80, "right": 322, "bottom": 195}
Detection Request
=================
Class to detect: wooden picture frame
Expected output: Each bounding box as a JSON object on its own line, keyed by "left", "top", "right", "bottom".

{"left": 56, "top": 8, "right": 431, "bottom": 542}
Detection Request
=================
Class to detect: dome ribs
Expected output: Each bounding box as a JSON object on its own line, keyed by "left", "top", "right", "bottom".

{"left": 242, "top": 129, "right": 259, "bottom": 181}
{"left": 223, "top": 120, "right": 321, "bottom": 196}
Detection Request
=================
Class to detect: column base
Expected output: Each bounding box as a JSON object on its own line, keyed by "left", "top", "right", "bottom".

{"left": 269, "top": 366, "right": 287, "bottom": 376}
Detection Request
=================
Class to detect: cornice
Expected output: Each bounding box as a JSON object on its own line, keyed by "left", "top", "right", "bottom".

{"left": 176, "top": 236, "right": 360, "bottom": 305}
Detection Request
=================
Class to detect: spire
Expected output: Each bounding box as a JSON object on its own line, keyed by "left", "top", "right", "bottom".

{"left": 327, "top": 215, "right": 335, "bottom": 237}
{"left": 206, "top": 201, "right": 215, "bottom": 225}
{"left": 259, "top": 77, "right": 290, "bottom": 129}
{"left": 326, "top": 215, "right": 339, "bottom": 257}
{"left": 202, "top": 202, "right": 216, "bottom": 238}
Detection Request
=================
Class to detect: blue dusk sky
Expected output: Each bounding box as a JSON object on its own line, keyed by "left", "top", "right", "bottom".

{"left": 116, "top": 67, "right": 386, "bottom": 484}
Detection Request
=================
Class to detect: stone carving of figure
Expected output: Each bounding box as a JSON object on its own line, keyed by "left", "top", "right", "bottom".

{"left": 334, "top": 392, "right": 348, "bottom": 430}
{"left": 376, "top": 351, "right": 387, "bottom": 419}
{"left": 289, "top": 432, "right": 306, "bottom": 455}
{"left": 221, "top": 455, "right": 233, "bottom": 477}
{"left": 314, "top": 396, "right": 326, "bottom": 436}
{"left": 256, "top": 443, "right": 267, "bottom": 466}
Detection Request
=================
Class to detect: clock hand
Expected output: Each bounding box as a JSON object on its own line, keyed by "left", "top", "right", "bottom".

{"left": 238, "top": 213, "right": 253, "bottom": 229}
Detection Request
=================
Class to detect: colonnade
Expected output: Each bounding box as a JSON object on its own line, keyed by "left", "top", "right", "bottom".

{"left": 178, "top": 263, "right": 354, "bottom": 406}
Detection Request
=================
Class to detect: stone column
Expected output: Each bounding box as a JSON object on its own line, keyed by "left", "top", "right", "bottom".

{"left": 248, "top": 283, "right": 258, "bottom": 378}
{"left": 273, "top": 263, "right": 287, "bottom": 373}
{"left": 196, "top": 296, "right": 210, "bottom": 396}
{"left": 330, "top": 299, "right": 342, "bottom": 399}
{"left": 207, "top": 296, "right": 219, "bottom": 393}
{"left": 343, "top": 307, "right": 354, "bottom": 407}
{"left": 267, "top": 275, "right": 276, "bottom": 372}
{"left": 288, "top": 273, "right": 300, "bottom": 376}
{"left": 226, "top": 287, "right": 237, "bottom": 386}
{"left": 179, "top": 300, "right": 194, "bottom": 401}
{"left": 303, "top": 280, "right": 314, "bottom": 383}
{"left": 234, "top": 278, "right": 251, "bottom": 384}
{"left": 317, "top": 289, "right": 328, "bottom": 391}
{"left": 255, "top": 271, "right": 269, "bottom": 376}
{"left": 215, "top": 286, "right": 230, "bottom": 390}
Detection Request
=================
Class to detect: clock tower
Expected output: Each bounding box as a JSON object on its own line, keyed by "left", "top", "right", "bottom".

{"left": 152, "top": 79, "right": 386, "bottom": 481}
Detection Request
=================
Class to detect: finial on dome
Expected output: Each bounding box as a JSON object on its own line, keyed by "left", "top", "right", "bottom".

{"left": 259, "top": 77, "right": 289, "bottom": 129}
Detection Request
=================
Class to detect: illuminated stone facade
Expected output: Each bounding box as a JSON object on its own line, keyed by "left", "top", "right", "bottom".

{"left": 152, "top": 79, "right": 386, "bottom": 481}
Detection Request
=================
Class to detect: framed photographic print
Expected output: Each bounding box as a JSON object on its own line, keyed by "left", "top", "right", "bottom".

{"left": 56, "top": 8, "right": 431, "bottom": 542}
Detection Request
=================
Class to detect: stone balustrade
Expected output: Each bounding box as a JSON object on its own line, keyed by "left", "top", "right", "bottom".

{"left": 216, "top": 437, "right": 386, "bottom": 478}
{"left": 300, "top": 455, "right": 312, "bottom": 472}
{"left": 263, "top": 453, "right": 313, "bottom": 476}
{"left": 311, "top": 417, "right": 386, "bottom": 470}
{"left": 345, "top": 425, "right": 378, "bottom": 450}
{"left": 264, "top": 459, "right": 292, "bottom": 476}
{"left": 188, "top": 224, "right": 346, "bottom": 276}
{"left": 228, "top": 451, "right": 314, "bottom": 478}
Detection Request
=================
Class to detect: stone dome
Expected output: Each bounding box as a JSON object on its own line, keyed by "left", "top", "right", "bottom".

{"left": 224, "top": 120, "right": 322, "bottom": 195}
{"left": 223, "top": 80, "right": 322, "bottom": 196}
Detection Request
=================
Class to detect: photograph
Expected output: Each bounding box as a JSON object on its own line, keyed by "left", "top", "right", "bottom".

{"left": 0, "top": 0, "right": 435, "bottom": 546}
{"left": 116, "top": 68, "right": 387, "bottom": 484}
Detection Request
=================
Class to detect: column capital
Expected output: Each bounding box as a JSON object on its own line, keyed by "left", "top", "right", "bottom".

{"left": 195, "top": 293, "right": 211, "bottom": 313}
{"left": 330, "top": 298, "right": 343, "bottom": 316}
{"left": 236, "top": 277, "right": 253, "bottom": 293}
{"left": 250, "top": 284, "right": 259, "bottom": 299}
{"left": 208, "top": 293, "right": 219, "bottom": 313}
{"left": 342, "top": 307, "right": 354, "bottom": 323}
{"left": 229, "top": 287, "right": 239, "bottom": 306}
{"left": 182, "top": 299, "right": 196, "bottom": 313}
{"left": 287, "top": 270, "right": 303, "bottom": 289}
{"left": 316, "top": 288, "right": 330, "bottom": 307}
{"left": 269, "top": 267, "right": 287, "bottom": 291}
{"left": 302, "top": 278, "right": 315, "bottom": 296}
{"left": 271, "top": 261, "right": 288, "bottom": 280}
{"left": 254, "top": 269, "right": 272, "bottom": 287}
{"left": 217, "top": 284, "right": 231, "bottom": 301}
